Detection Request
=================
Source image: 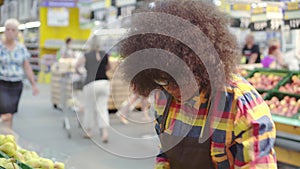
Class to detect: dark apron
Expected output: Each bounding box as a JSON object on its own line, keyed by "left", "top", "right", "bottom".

{"left": 160, "top": 134, "right": 214, "bottom": 169}
{"left": 159, "top": 91, "right": 215, "bottom": 169}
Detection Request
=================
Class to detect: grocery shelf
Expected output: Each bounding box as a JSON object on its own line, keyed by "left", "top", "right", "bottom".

{"left": 28, "top": 50, "right": 39, "bottom": 55}
{"left": 272, "top": 115, "right": 300, "bottom": 128}
{"left": 25, "top": 43, "right": 39, "bottom": 48}
{"left": 29, "top": 57, "right": 40, "bottom": 63}
{"left": 31, "top": 65, "right": 40, "bottom": 71}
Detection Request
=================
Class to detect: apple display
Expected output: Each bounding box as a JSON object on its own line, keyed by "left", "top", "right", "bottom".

{"left": 248, "top": 73, "right": 283, "bottom": 90}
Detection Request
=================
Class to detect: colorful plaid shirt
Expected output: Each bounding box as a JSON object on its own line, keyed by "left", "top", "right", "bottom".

{"left": 154, "top": 75, "right": 277, "bottom": 169}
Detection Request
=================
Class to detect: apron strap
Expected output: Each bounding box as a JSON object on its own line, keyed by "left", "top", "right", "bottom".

{"left": 160, "top": 91, "right": 173, "bottom": 133}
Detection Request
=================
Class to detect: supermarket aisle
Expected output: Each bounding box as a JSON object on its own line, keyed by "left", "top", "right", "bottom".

{"left": 13, "top": 84, "right": 157, "bottom": 169}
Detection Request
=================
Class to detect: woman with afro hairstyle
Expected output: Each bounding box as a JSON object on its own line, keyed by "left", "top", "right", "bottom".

{"left": 119, "top": 1, "right": 277, "bottom": 169}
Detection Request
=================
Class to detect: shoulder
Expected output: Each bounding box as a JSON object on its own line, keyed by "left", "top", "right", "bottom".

{"left": 16, "top": 43, "right": 28, "bottom": 51}
{"left": 228, "top": 74, "right": 270, "bottom": 118}
{"left": 228, "top": 74, "right": 262, "bottom": 105}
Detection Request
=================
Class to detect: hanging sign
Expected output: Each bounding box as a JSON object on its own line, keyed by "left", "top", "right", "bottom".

{"left": 78, "top": 2, "right": 93, "bottom": 29}
{"left": 41, "top": 0, "right": 76, "bottom": 8}
{"left": 47, "top": 8, "right": 69, "bottom": 27}
{"left": 115, "top": 0, "right": 136, "bottom": 7}
{"left": 284, "top": 2, "right": 300, "bottom": 29}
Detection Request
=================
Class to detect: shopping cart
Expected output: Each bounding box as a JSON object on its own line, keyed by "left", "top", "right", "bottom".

{"left": 51, "top": 61, "right": 78, "bottom": 139}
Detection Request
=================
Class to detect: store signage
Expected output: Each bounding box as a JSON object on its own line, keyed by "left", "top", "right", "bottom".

{"left": 231, "top": 4, "right": 251, "bottom": 11}
{"left": 266, "top": 6, "right": 281, "bottom": 13}
{"left": 41, "top": 0, "right": 76, "bottom": 8}
{"left": 78, "top": 2, "right": 92, "bottom": 29}
{"left": 47, "top": 8, "right": 69, "bottom": 27}
{"left": 284, "top": 2, "right": 300, "bottom": 29}
{"left": 285, "top": 2, "right": 300, "bottom": 11}
{"left": 115, "top": 0, "right": 136, "bottom": 7}
{"left": 285, "top": 19, "right": 300, "bottom": 30}
{"left": 231, "top": 17, "right": 250, "bottom": 29}
{"left": 249, "top": 19, "right": 281, "bottom": 31}
{"left": 249, "top": 20, "right": 270, "bottom": 31}
{"left": 252, "top": 7, "right": 266, "bottom": 15}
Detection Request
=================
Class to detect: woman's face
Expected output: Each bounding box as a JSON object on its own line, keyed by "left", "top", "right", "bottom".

{"left": 4, "top": 24, "right": 18, "bottom": 41}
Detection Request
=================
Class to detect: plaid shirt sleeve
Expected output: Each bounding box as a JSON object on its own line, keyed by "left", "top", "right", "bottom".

{"left": 233, "top": 86, "right": 277, "bottom": 169}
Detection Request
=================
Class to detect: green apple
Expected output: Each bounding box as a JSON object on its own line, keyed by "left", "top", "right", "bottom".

{"left": 13, "top": 151, "right": 25, "bottom": 162}
{"left": 39, "top": 158, "right": 54, "bottom": 169}
{"left": 26, "top": 158, "right": 42, "bottom": 168}
{"left": 0, "top": 142, "right": 17, "bottom": 156}
{"left": 1, "top": 135, "right": 17, "bottom": 150}
{"left": 54, "top": 162, "right": 65, "bottom": 169}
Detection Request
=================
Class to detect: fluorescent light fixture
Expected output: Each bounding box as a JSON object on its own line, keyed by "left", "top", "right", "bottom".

{"left": 214, "top": 0, "right": 222, "bottom": 6}
{"left": 0, "top": 21, "right": 41, "bottom": 33}
{"left": 94, "top": 28, "right": 128, "bottom": 35}
{"left": 18, "top": 24, "right": 26, "bottom": 30}
{"left": 25, "top": 21, "right": 41, "bottom": 29}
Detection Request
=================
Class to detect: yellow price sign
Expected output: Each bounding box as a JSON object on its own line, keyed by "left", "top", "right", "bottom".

{"left": 105, "top": 0, "right": 111, "bottom": 7}
{"left": 232, "top": 4, "right": 251, "bottom": 11}
{"left": 267, "top": 6, "right": 280, "bottom": 13}
{"left": 287, "top": 2, "right": 299, "bottom": 11}
{"left": 252, "top": 7, "right": 265, "bottom": 14}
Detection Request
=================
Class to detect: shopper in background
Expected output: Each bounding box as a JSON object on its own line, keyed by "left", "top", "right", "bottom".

{"left": 262, "top": 45, "right": 287, "bottom": 69}
{"left": 75, "top": 37, "right": 110, "bottom": 143}
{"left": 0, "top": 18, "right": 39, "bottom": 132}
{"left": 116, "top": 93, "right": 151, "bottom": 125}
{"left": 120, "top": 1, "right": 276, "bottom": 168}
{"left": 242, "top": 34, "right": 261, "bottom": 64}
{"left": 58, "top": 37, "right": 74, "bottom": 59}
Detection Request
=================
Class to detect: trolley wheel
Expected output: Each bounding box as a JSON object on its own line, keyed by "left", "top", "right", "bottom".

{"left": 67, "top": 131, "right": 72, "bottom": 139}
{"left": 53, "top": 104, "right": 58, "bottom": 109}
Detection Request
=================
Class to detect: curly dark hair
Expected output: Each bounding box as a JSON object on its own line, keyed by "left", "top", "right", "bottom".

{"left": 119, "top": 0, "right": 241, "bottom": 97}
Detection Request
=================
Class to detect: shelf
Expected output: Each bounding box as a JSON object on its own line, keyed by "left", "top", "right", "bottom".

{"left": 272, "top": 114, "right": 300, "bottom": 127}
{"left": 31, "top": 65, "right": 40, "bottom": 71}
{"left": 29, "top": 57, "right": 40, "bottom": 63}
{"left": 28, "top": 50, "right": 39, "bottom": 55}
{"left": 25, "top": 43, "right": 39, "bottom": 48}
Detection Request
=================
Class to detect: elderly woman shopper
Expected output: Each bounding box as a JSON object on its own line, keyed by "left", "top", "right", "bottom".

{"left": 119, "top": 1, "right": 277, "bottom": 169}
{"left": 0, "top": 19, "right": 39, "bottom": 132}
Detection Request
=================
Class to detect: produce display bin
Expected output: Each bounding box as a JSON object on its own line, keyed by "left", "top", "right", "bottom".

{"left": 265, "top": 91, "right": 300, "bottom": 120}
{"left": 246, "top": 68, "right": 290, "bottom": 93}
{"left": 264, "top": 91, "right": 300, "bottom": 167}
{"left": 277, "top": 71, "right": 300, "bottom": 96}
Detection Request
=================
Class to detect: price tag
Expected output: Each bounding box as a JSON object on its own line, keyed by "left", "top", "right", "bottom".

{"left": 252, "top": 7, "right": 265, "bottom": 14}
{"left": 232, "top": 4, "right": 251, "bottom": 11}
{"left": 285, "top": 19, "right": 300, "bottom": 30}
{"left": 286, "top": 2, "right": 300, "bottom": 11}
{"left": 249, "top": 21, "right": 269, "bottom": 31}
{"left": 270, "top": 19, "right": 282, "bottom": 31}
{"left": 240, "top": 17, "right": 251, "bottom": 28}
{"left": 230, "top": 17, "right": 250, "bottom": 28}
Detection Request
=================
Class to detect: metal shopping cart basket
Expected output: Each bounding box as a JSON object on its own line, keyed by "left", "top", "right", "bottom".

{"left": 51, "top": 61, "right": 77, "bottom": 138}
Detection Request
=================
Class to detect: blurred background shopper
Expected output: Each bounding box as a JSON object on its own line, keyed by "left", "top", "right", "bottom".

{"left": 119, "top": 1, "right": 277, "bottom": 169}
{"left": 76, "top": 37, "right": 110, "bottom": 143}
{"left": 0, "top": 18, "right": 39, "bottom": 133}
{"left": 242, "top": 34, "right": 261, "bottom": 64}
